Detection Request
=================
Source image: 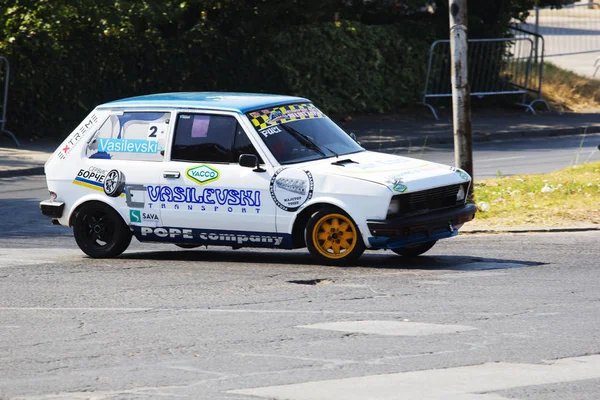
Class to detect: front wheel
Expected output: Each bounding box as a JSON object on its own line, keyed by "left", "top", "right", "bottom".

{"left": 392, "top": 241, "right": 437, "bottom": 257}
{"left": 72, "top": 202, "right": 132, "bottom": 258}
{"left": 305, "top": 207, "right": 365, "bottom": 266}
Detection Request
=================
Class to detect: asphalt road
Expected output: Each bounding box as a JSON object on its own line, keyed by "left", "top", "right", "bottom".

{"left": 1, "top": 178, "right": 600, "bottom": 399}
{"left": 385, "top": 132, "right": 600, "bottom": 179}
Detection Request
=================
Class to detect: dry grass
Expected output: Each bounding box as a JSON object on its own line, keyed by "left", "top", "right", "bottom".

{"left": 471, "top": 161, "right": 600, "bottom": 228}
{"left": 536, "top": 62, "right": 600, "bottom": 111}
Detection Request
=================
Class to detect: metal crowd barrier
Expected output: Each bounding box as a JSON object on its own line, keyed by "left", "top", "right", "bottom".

{"left": 594, "top": 56, "right": 600, "bottom": 77}
{"left": 0, "top": 56, "right": 20, "bottom": 147}
{"left": 422, "top": 36, "right": 549, "bottom": 120}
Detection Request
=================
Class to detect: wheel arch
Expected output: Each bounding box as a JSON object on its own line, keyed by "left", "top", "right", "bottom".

{"left": 68, "top": 196, "right": 126, "bottom": 227}
{"left": 290, "top": 201, "right": 359, "bottom": 248}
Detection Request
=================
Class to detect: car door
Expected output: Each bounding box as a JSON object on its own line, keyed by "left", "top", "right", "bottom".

{"left": 83, "top": 110, "right": 171, "bottom": 227}
{"left": 153, "top": 111, "right": 278, "bottom": 244}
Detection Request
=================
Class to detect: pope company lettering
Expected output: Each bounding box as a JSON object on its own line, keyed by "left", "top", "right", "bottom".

{"left": 147, "top": 186, "right": 261, "bottom": 207}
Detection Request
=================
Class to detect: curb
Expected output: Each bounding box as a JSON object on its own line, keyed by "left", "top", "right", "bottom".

{"left": 460, "top": 226, "right": 600, "bottom": 234}
{"left": 0, "top": 166, "right": 45, "bottom": 178}
{"left": 359, "top": 124, "right": 600, "bottom": 150}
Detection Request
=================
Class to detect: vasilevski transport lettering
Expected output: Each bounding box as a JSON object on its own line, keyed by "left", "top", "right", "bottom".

{"left": 147, "top": 186, "right": 261, "bottom": 206}
{"left": 133, "top": 226, "right": 291, "bottom": 248}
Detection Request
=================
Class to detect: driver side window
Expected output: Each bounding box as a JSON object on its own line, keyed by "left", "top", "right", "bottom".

{"left": 171, "top": 113, "right": 262, "bottom": 164}
{"left": 171, "top": 113, "right": 236, "bottom": 163}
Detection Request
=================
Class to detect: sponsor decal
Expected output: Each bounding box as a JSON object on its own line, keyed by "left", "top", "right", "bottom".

{"left": 57, "top": 113, "right": 99, "bottom": 160}
{"left": 186, "top": 165, "right": 220, "bottom": 185}
{"left": 98, "top": 138, "right": 162, "bottom": 154}
{"left": 386, "top": 174, "right": 408, "bottom": 193}
{"left": 71, "top": 166, "right": 125, "bottom": 197}
{"left": 450, "top": 167, "right": 471, "bottom": 181}
{"left": 393, "top": 183, "right": 408, "bottom": 193}
{"left": 146, "top": 185, "right": 261, "bottom": 214}
{"left": 130, "top": 209, "right": 161, "bottom": 224}
{"left": 269, "top": 168, "right": 314, "bottom": 212}
{"left": 147, "top": 186, "right": 260, "bottom": 206}
{"left": 130, "top": 210, "right": 142, "bottom": 223}
{"left": 248, "top": 104, "right": 325, "bottom": 130}
{"left": 258, "top": 125, "right": 282, "bottom": 138}
{"left": 135, "top": 226, "right": 291, "bottom": 248}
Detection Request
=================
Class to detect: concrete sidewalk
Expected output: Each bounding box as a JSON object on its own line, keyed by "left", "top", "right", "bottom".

{"left": 1, "top": 110, "right": 600, "bottom": 178}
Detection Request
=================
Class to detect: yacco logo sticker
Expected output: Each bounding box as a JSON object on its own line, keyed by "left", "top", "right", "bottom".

{"left": 98, "top": 138, "right": 161, "bottom": 154}
{"left": 186, "top": 165, "right": 219, "bottom": 185}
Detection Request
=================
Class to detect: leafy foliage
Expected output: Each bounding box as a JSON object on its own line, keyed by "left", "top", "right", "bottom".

{"left": 0, "top": 0, "right": 571, "bottom": 139}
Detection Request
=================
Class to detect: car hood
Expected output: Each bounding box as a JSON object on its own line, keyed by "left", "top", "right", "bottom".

{"left": 310, "top": 151, "right": 471, "bottom": 193}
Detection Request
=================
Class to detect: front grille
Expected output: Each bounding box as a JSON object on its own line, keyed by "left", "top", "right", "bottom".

{"left": 394, "top": 184, "right": 461, "bottom": 217}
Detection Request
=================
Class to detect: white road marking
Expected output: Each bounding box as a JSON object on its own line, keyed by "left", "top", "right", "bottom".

{"left": 0, "top": 249, "right": 81, "bottom": 268}
{"left": 229, "top": 355, "right": 600, "bottom": 400}
{"left": 475, "top": 156, "right": 527, "bottom": 163}
{"left": 298, "top": 320, "right": 476, "bottom": 336}
{"left": 0, "top": 307, "right": 409, "bottom": 315}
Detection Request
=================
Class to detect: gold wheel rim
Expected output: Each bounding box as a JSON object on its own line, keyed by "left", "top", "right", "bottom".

{"left": 312, "top": 213, "right": 357, "bottom": 259}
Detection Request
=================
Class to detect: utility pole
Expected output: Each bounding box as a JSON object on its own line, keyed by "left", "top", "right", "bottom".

{"left": 449, "top": 0, "right": 473, "bottom": 196}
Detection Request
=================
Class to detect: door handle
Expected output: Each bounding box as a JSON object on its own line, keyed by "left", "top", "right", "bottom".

{"left": 163, "top": 171, "right": 180, "bottom": 179}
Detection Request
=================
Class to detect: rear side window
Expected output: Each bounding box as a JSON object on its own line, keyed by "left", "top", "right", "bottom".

{"left": 172, "top": 113, "right": 250, "bottom": 163}
{"left": 86, "top": 111, "right": 169, "bottom": 161}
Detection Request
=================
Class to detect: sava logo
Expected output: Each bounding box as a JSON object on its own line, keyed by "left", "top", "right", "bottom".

{"left": 186, "top": 165, "right": 219, "bottom": 184}
{"left": 130, "top": 210, "right": 160, "bottom": 223}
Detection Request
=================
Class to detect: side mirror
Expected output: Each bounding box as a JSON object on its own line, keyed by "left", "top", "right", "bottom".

{"left": 239, "top": 154, "right": 258, "bottom": 168}
{"left": 239, "top": 154, "right": 265, "bottom": 172}
{"left": 348, "top": 132, "right": 360, "bottom": 144}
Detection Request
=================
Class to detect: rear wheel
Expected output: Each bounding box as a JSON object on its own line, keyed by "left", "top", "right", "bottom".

{"left": 392, "top": 241, "right": 437, "bottom": 257}
{"left": 72, "top": 202, "right": 132, "bottom": 258}
{"left": 305, "top": 208, "right": 365, "bottom": 266}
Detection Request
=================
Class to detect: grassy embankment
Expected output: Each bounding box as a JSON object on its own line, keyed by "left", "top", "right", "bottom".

{"left": 472, "top": 161, "right": 600, "bottom": 228}
{"left": 535, "top": 62, "right": 600, "bottom": 111}
{"left": 468, "top": 63, "right": 600, "bottom": 228}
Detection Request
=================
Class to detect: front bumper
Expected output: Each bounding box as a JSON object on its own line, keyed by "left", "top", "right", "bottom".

{"left": 366, "top": 203, "right": 477, "bottom": 249}
{"left": 39, "top": 199, "right": 65, "bottom": 219}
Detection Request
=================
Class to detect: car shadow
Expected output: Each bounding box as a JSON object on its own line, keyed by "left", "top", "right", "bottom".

{"left": 119, "top": 248, "right": 544, "bottom": 271}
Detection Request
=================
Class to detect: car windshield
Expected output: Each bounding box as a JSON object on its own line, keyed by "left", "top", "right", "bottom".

{"left": 246, "top": 103, "right": 364, "bottom": 164}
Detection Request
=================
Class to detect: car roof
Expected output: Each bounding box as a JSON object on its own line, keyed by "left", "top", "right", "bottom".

{"left": 98, "top": 92, "right": 311, "bottom": 113}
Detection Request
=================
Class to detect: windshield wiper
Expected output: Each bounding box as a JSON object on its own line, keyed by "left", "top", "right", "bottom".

{"left": 279, "top": 124, "right": 338, "bottom": 157}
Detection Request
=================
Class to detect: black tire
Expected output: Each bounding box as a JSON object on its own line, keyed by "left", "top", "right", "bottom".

{"left": 305, "top": 207, "right": 365, "bottom": 266}
{"left": 392, "top": 241, "right": 437, "bottom": 257}
{"left": 72, "top": 202, "right": 132, "bottom": 258}
{"left": 103, "top": 169, "right": 125, "bottom": 197}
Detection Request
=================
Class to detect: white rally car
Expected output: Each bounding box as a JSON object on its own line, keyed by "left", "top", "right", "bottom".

{"left": 40, "top": 93, "right": 476, "bottom": 265}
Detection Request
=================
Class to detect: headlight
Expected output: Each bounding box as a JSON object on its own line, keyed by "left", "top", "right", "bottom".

{"left": 456, "top": 185, "right": 466, "bottom": 202}
{"left": 387, "top": 198, "right": 401, "bottom": 216}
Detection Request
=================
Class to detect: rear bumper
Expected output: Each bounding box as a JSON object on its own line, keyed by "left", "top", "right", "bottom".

{"left": 366, "top": 203, "right": 477, "bottom": 249}
{"left": 39, "top": 199, "right": 65, "bottom": 219}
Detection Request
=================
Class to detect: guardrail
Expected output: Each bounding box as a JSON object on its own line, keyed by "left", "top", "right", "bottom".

{"left": 0, "top": 56, "right": 20, "bottom": 147}
{"left": 422, "top": 37, "right": 549, "bottom": 120}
